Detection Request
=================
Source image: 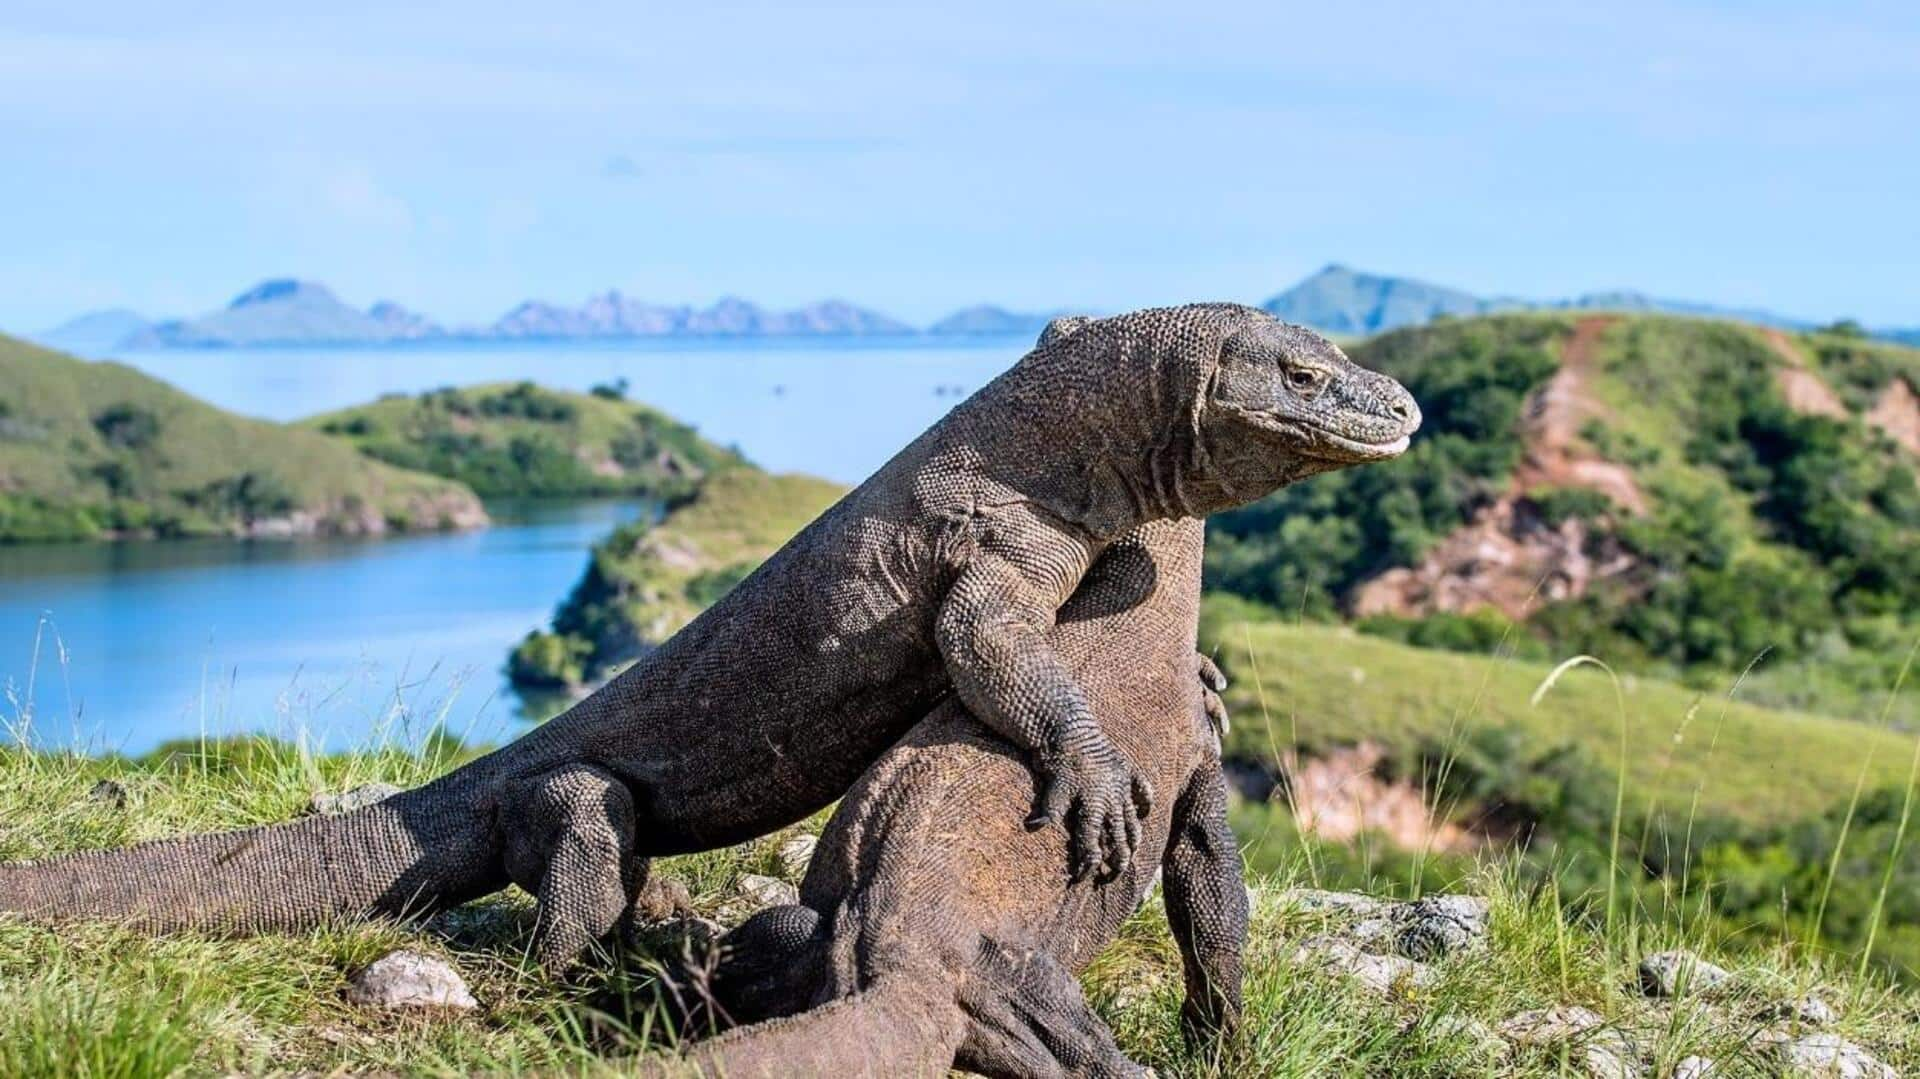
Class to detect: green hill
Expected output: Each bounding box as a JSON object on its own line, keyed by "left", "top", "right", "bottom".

{"left": 1205, "top": 312, "right": 1920, "bottom": 724}
{"left": 305, "top": 380, "right": 745, "bottom": 500}
{"left": 508, "top": 468, "right": 846, "bottom": 688}
{"left": 1203, "top": 596, "right": 1920, "bottom": 977}
{"left": 0, "top": 335, "right": 485, "bottom": 542}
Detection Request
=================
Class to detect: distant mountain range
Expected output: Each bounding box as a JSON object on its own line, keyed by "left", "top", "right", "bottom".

{"left": 1258, "top": 264, "right": 1849, "bottom": 337}
{"left": 30, "top": 269, "right": 1917, "bottom": 351}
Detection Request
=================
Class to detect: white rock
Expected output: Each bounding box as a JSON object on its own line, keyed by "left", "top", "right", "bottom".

{"left": 1755, "top": 1031, "right": 1896, "bottom": 1079}
{"left": 777, "top": 833, "right": 818, "bottom": 879}
{"left": 1757, "top": 996, "right": 1838, "bottom": 1028}
{"left": 1281, "top": 888, "right": 1391, "bottom": 916}
{"left": 308, "top": 782, "right": 402, "bottom": 816}
{"left": 345, "top": 951, "right": 476, "bottom": 1011}
{"left": 1637, "top": 950, "right": 1732, "bottom": 998}
{"left": 737, "top": 873, "right": 800, "bottom": 909}
{"left": 1499, "top": 1007, "right": 1642, "bottom": 1079}
{"left": 1392, "top": 895, "right": 1490, "bottom": 960}
{"left": 1290, "top": 936, "right": 1434, "bottom": 997}
{"left": 1672, "top": 1056, "right": 1715, "bottom": 1079}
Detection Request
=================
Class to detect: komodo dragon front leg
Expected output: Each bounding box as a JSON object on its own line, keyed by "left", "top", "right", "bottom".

{"left": 938, "top": 538, "right": 1152, "bottom": 883}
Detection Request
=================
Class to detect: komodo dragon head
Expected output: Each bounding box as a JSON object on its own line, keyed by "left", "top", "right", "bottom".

{"left": 1025, "top": 305, "right": 1420, "bottom": 522}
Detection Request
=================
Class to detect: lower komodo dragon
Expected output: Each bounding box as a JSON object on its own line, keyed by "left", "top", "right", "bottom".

{"left": 654, "top": 514, "right": 1240, "bottom": 1078}
{"left": 0, "top": 306, "right": 1419, "bottom": 972}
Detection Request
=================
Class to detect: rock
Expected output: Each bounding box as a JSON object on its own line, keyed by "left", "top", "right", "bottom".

{"left": 1290, "top": 936, "right": 1435, "bottom": 997}
{"left": 1498, "top": 1007, "right": 1641, "bottom": 1079}
{"left": 1392, "top": 895, "right": 1490, "bottom": 960}
{"left": 1637, "top": 950, "right": 1732, "bottom": 999}
{"left": 1672, "top": 1056, "right": 1715, "bottom": 1079}
{"left": 1753, "top": 1031, "right": 1896, "bottom": 1079}
{"left": 777, "top": 833, "right": 818, "bottom": 879}
{"left": 87, "top": 779, "right": 129, "bottom": 808}
{"left": 344, "top": 951, "right": 477, "bottom": 1011}
{"left": 1757, "top": 996, "right": 1838, "bottom": 1028}
{"left": 307, "top": 783, "right": 402, "bottom": 816}
{"left": 1280, "top": 888, "right": 1392, "bottom": 917}
{"left": 736, "top": 873, "right": 800, "bottom": 909}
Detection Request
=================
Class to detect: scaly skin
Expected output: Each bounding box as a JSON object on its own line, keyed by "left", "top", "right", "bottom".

{"left": 659, "top": 516, "right": 1249, "bottom": 1078}
{"left": 0, "top": 306, "right": 1419, "bottom": 972}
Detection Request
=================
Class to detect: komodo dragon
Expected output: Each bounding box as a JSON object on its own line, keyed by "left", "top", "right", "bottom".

{"left": 0, "top": 306, "right": 1419, "bottom": 973}
{"left": 656, "top": 515, "right": 1245, "bottom": 1078}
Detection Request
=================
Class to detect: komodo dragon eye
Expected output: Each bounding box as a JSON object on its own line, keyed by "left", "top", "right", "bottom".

{"left": 1286, "top": 367, "right": 1326, "bottom": 393}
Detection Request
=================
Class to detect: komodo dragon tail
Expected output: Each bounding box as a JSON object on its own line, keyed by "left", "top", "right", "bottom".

{"left": 0, "top": 787, "right": 499, "bottom": 935}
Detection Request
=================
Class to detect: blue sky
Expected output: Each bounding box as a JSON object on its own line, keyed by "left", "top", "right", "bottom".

{"left": 1, "top": 1, "right": 1915, "bottom": 331}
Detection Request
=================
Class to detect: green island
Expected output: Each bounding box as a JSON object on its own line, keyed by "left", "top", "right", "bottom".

{"left": 304, "top": 380, "right": 744, "bottom": 501}
{"left": 0, "top": 334, "right": 487, "bottom": 542}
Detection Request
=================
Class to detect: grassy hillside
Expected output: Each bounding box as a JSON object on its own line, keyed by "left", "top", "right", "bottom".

{"left": 306, "top": 381, "right": 745, "bottom": 500}
{"left": 508, "top": 468, "right": 847, "bottom": 688}
{"left": 0, "top": 335, "right": 485, "bottom": 542}
{"left": 1, "top": 739, "right": 1914, "bottom": 1076}
{"left": 1206, "top": 312, "right": 1920, "bottom": 724}
{"left": 1203, "top": 596, "right": 1920, "bottom": 978}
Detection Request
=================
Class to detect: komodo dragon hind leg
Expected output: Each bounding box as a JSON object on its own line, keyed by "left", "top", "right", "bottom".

{"left": 500, "top": 763, "right": 644, "bottom": 974}
{"left": 955, "top": 938, "right": 1151, "bottom": 1079}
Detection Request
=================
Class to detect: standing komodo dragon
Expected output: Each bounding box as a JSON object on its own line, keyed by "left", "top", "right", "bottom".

{"left": 656, "top": 515, "right": 1248, "bottom": 1078}
{"left": 0, "top": 306, "right": 1419, "bottom": 973}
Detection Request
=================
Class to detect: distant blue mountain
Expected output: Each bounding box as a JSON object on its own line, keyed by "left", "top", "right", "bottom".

{"left": 485, "top": 292, "right": 914, "bottom": 338}
{"left": 1261, "top": 265, "right": 1484, "bottom": 335}
{"left": 33, "top": 309, "right": 151, "bottom": 354}
{"left": 1259, "top": 264, "right": 1823, "bottom": 337}
{"left": 125, "top": 279, "right": 443, "bottom": 347}
{"left": 32, "top": 270, "right": 1915, "bottom": 349}
{"left": 926, "top": 304, "right": 1072, "bottom": 336}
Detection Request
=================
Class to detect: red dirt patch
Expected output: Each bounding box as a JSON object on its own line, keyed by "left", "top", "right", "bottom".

{"left": 1761, "top": 328, "right": 1848, "bottom": 419}
{"left": 1281, "top": 742, "right": 1491, "bottom": 853}
{"left": 1351, "top": 316, "right": 1642, "bottom": 621}
{"left": 1866, "top": 378, "right": 1920, "bottom": 455}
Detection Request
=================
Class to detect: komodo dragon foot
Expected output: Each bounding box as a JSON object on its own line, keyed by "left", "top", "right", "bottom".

{"left": 955, "top": 936, "right": 1153, "bottom": 1079}
{"left": 499, "top": 763, "right": 647, "bottom": 974}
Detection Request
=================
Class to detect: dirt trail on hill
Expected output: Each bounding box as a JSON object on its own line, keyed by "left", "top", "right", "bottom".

{"left": 1761, "top": 328, "right": 1849, "bottom": 418}
{"left": 1352, "top": 317, "right": 1639, "bottom": 621}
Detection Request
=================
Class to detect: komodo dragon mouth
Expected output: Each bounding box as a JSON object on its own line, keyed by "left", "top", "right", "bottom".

{"left": 1216, "top": 403, "right": 1416, "bottom": 463}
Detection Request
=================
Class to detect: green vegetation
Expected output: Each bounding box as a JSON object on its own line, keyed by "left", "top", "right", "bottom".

{"left": 1206, "top": 313, "right": 1920, "bottom": 724}
{"left": 1202, "top": 599, "right": 1920, "bottom": 979}
{"left": 1, "top": 737, "right": 1916, "bottom": 1075}
{"left": 508, "top": 469, "right": 846, "bottom": 688}
{"left": 0, "top": 335, "right": 485, "bottom": 543}
{"left": 306, "top": 381, "right": 745, "bottom": 501}
{"left": 1206, "top": 315, "right": 1569, "bottom": 619}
